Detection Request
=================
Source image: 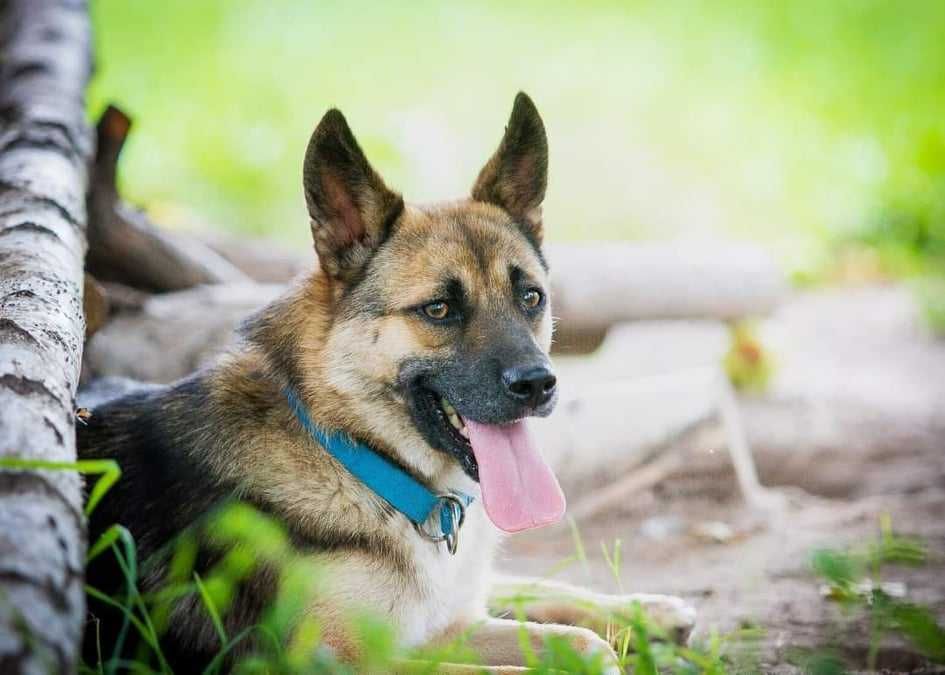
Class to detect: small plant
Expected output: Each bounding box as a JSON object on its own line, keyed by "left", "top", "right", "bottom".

{"left": 810, "top": 514, "right": 945, "bottom": 671}
{"left": 723, "top": 321, "right": 774, "bottom": 393}
{"left": 573, "top": 523, "right": 759, "bottom": 674}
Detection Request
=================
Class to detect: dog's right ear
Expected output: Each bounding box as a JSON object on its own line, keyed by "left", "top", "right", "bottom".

{"left": 303, "top": 110, "right": 403, "bottom": 281}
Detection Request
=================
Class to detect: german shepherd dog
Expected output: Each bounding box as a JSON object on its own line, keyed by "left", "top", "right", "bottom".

{"left": 80, "top": 93, "right": 694, "bottom": 672}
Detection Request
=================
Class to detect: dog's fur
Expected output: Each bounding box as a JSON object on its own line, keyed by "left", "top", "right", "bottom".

{"left": 79, "top": 93, "right": 693, "bottom": 672}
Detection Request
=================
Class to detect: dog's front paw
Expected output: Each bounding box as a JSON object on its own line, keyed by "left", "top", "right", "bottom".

{"left": 566, "top": 626, "right": 622, "bottom": 675}
{"left": 612, "top": 593, "right": 696, "bottom": 645}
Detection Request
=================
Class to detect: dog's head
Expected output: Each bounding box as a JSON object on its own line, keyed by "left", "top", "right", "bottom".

{"left": 292, "top": 93, "right": 563, "bottom": 532}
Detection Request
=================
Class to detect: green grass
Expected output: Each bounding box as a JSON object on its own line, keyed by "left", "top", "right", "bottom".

{"left": 3, "top": 458, "right": 943, "bottom": 672}
{"left": 1, "top": 452, "right": 738, "bottom": 673}
{"left": 0, "top": 457, "right": 120, "bottom": 516}
{"left": 88, "top": 1, "right": 945, "bottom": 281}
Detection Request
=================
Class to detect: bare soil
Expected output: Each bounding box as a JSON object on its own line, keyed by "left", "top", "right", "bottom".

{"left": 501, "top": 287, "right": 945, "bottom": 674}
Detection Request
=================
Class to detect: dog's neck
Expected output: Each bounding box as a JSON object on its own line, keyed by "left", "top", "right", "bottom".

{"left": 239, "top": 273, "right": 332, "bottom": 393}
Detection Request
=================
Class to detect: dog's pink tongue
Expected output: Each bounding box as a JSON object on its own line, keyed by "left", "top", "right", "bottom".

{"left": 464, "top": 419, "right": 565, "bottom": 533}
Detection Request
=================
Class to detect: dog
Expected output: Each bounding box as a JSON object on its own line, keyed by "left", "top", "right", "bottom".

{"left": 79, "top": 93, "right": 694, "bottom": 672}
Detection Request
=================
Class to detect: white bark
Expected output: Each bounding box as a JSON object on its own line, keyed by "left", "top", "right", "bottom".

{"left": 0, "top": 2, "right": 92, "bottom": 672}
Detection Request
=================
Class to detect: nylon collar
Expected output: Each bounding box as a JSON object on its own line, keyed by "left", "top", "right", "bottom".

{"left": 283, "top": 387, "right": 473, "bottom": 554}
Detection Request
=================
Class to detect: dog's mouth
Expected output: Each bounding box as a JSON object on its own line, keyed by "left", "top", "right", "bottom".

{"left": 410, "top": 386, "right": 566, "bottom": 533}
{"left": 413, "top": 387, "right": 479, "bottom": 481}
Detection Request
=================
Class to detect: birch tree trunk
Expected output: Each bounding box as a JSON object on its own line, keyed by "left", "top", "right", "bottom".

{"left": 0, "top": 1, "right": 93, "bottom": 672}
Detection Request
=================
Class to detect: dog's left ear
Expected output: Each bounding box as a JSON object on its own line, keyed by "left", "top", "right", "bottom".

{"left": 471, "top": 92, "right": 548, "bottom": 244}
{"left": 303, "top": 109, "right": 404, "bottom": 280}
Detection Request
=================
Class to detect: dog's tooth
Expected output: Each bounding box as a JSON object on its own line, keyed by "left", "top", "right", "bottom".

{"left": 441, "top": 397, "right": 457, "bottom": 416}
{"left": 448, "top": 412, "right": 461, "bottom": 430}
{"left": 459, "top": 425, "right": 469, "bottom": 439}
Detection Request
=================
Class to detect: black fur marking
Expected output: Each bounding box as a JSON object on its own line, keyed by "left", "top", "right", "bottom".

{"left": 439, "top": 277, "right": 470, "bottom": 323}
{"left": 78, "top": 372, "right": 409, "bottom": 670}
{"left": 509, "top": 265, "right": 523, "bottom": 287}
{"left": 81, "top": 378, "right": 227, "bottom": 558}
{"left": 80, "top": 378, "right": 238, "bottom": 670}
{"left": 516, "top": 224, "right": 548, "bottom": 270}
{"left": 460, "top": 225, "right": 494, "bottom": 278}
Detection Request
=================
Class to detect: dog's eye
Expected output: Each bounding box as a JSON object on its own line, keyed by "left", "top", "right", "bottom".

{"left": 422, "top": 301, "right": 451, "bottom": 321}
{"left": 521, "top": 289, "right": 543, "bottom": 309}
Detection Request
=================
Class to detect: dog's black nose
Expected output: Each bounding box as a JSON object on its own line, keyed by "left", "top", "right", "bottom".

{"left": 502, "top": 365, "right": 557, "bottom": 408}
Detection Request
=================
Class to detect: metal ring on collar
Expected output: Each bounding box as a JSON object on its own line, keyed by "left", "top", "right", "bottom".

{"left": 413, "top": 493, "right": 467, "bottom": 555}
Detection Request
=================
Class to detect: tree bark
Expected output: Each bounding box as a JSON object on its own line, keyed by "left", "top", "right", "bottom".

{"left": 0, "top": 2, "right": 93, "bottom": 673}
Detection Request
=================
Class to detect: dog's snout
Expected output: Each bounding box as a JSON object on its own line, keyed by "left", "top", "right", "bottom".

{"left": 502, "top": 365, "right": 557, "bottom": 408}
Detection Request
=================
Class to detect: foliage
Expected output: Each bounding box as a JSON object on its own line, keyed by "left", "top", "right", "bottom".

{"left": 4, "top": 460, "right": 941, "bottom": 673}
{"left": 88, "top": 0, "right": 945, "bottom": 283}
{"left": 809, "top": 515, "right": 945, "bottom": 671}
{"left": 45, "top": 471, "right": 751, "bottom": 674}
{"left": 914, "top": 277, "right": 945, "bottom": 337}
{"left": 74, "top": 501, "right": 744, "bottom": 674}
{"left": 0, "top": 457, "right": 120, "bottom": 516}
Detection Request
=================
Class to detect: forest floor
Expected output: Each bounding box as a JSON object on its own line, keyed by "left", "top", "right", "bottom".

{"left": 501, "top": 286, "right": 945, "bottom": 674}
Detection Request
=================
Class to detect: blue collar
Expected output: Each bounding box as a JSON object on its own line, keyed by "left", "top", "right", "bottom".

{"left": 283, "top": 387, "right": 473, "bottom": 554}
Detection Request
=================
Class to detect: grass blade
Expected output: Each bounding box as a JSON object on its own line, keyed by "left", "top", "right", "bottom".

{"left": 194, "top": 572, "right": 228, "bottom": 646}
{"left": 0, "top": 457, "right": 121, "bottom": 516}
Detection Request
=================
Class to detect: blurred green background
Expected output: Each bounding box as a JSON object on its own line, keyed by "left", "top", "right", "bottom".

{"left": 88, "top": 0, "right": 945, "bottom": 282}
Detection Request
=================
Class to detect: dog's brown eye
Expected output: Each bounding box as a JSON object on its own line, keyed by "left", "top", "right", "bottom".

{"left": 423, "top": 301, "right": 450, "bottom": 320}
{"left": 522, "top": 289, "right": 543, "bottom": 309}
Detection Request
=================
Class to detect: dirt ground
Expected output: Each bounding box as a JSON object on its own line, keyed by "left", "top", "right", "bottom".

{"left": 500, "top": 287, "right": 945, "bottom": 674}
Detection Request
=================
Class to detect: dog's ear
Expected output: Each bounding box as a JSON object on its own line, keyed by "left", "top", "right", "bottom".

{"left": 471, "top": 92, "right": 548, "bottom": 244}
{"left": 303, "top": 109, "right": 403, "bottom": 280}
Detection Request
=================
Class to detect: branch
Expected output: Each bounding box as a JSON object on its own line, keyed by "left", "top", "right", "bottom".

{"left": 86, "top": 105, "right": 249, "bottom": 292}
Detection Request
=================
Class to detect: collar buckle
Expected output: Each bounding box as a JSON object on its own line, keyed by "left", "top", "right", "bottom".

{"left": 413, "top": 493, "right": 467, "bottom": 555}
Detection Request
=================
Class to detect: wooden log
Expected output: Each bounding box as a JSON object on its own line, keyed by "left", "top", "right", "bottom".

{"left": 202, "top": 237, "right": 787, "bottom": 330}
{"left": 201, "top": 231, "right": 314, "bottom": 284}
{"left": 83, "top": 282, "right": 283, "bottom": 383}
{"left": 85, "top": 105, "right": 250, "bottom": 292}
{"left": 545, "top": 242, "right": 786, "bottom": 350}
{"left": 0, "top": 2, "right": 93, "bottom": 672}
{"left": 198, "top": 236, "right": 786, "bottom": 355}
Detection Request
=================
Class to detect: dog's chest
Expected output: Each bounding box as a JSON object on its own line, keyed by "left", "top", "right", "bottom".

{"left": 396, "top": 502, "right": 499, "bottom": 645}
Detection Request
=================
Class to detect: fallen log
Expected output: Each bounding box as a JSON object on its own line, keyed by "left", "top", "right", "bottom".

{"left": 0, "top": 2, "right": 93, "bottom": 671}
{"left": 546, "top": 242, "right": 786, "bottom": 351}
{"left": 85, "top": 105, "right": 249, "bottom": 292}
{"left": 82, "top": 282, "right": 282, "bottom": 383}
{"left": 83, "top": 236, "right": 786, "bottom": 369}
{"left": 545, "top": 242, "right": 786, "bottom": 328}
{"left": 205, "top": 236, "right": 786, "bottom": 351}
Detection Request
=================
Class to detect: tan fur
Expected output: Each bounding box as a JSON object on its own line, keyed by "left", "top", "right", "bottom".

{"left": 80, "top": 95, "right": 695, "bottom": 669}
{"left": 192, "top": 198, "right": 692, "bottom": 665}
